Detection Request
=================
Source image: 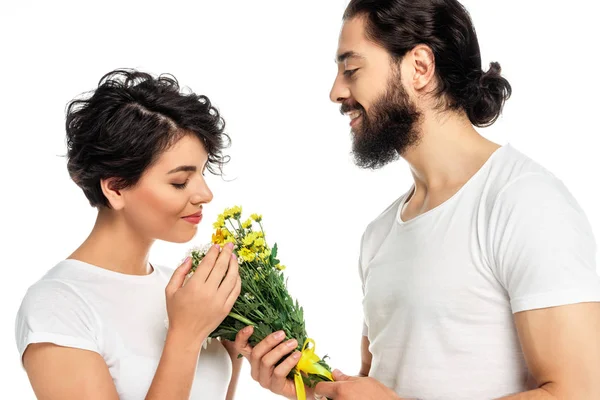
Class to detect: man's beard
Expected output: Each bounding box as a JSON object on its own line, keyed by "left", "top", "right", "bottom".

{"left": 341, "top": 77, "right": 421, "bottom": 169}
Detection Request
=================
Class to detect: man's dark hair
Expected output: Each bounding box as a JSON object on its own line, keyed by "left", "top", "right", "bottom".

{"left": 344, "top": 0, "right": 512, "bottom": 127}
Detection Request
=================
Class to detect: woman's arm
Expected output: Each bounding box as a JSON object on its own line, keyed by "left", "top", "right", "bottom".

{"left": 23, "top": 344, "right": 120, "bottom": 400}
{"left": 23, "top": 329, "right": 205, "bottom": 400}
{"left": 145, "top": 328, "right": 205, "bottom": 399}
{"left": 222, "top": 339, "right": 244, "bottom": 400}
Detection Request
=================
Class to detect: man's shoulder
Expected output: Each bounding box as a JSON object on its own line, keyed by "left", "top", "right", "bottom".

{"left": 481, "top": 144, "right": 564, "bottom": 207}
{"left": 486, "top": 144, "right": 554, "bottom": 189}
{"left": 484, "top": 145, "right": 585, "bottom": 223}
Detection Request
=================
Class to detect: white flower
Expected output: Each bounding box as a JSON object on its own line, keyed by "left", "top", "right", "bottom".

{"left": 183, "top": 243, "right": 212, "bottom": 262}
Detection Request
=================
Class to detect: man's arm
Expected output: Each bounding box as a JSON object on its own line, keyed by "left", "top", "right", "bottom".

{"left": 497, "top": 302, "right": 600, "bottom": 399}
{"left": 359, "top": 335, "right": 372, "bottom": 377}
{"left": 316, "top": 302, "right": 600, "bottom": 400}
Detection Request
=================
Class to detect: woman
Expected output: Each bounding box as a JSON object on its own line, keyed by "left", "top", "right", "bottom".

{"left": 15, "top": 69, "right": 242, "bottom": 399}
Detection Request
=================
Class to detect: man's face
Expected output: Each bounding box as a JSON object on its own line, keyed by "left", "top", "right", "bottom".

{"left": 330, "top": 17, "right": 421, "bottom": 169}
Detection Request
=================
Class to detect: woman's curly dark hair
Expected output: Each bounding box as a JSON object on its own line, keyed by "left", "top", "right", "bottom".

{"left": 65, "top": 69, "right": 231, "bottom": 208}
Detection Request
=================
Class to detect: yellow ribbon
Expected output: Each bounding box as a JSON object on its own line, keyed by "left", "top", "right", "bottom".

{"left": 293, "top": 338, "right": 334, "bottom": 400}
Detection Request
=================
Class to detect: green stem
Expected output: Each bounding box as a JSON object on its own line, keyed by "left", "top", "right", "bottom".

{"left": 227, "top": 312, "right": 257, "bottom": 327}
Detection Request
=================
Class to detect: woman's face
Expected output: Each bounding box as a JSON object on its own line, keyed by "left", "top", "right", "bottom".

{"left": 117, "top": 133, "right": 214, "bottom": 243}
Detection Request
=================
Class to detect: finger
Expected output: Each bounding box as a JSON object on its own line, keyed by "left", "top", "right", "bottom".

{"left": 223, "top": 275, "right": 241, "bottom": 311}
{"left": 234, "top": 325, "right": 254, "bottom": 358}
{"left": 314, "top": 382, "right": 341, "bottom": 398}
{"left": 207, "top": 242, "right": 234, "bottom": 287}
{"left": 259, "top": 339, "right": 298, "bottom": 386}
{"left": 332, "top": 369, "right": 355, "bottom": 381}
{"left": 165, "top": 257, "right": 192, "bottom": 296}
{"left": 218, "top": 252, "right": 239, "bottom": 298}
{"left": 250, "top": 330, "right": 287, "bottom": 381}
{"left": 189, "top": 244, "right": 221, "bottom": 282}
{"left": 272, "top": 349, "right": 301, "bottom": 381}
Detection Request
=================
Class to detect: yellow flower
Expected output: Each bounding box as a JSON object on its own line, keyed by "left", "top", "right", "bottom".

{"left": 213, "top": 215, "right": 225, "bottom": 229}
{"left": 259, "top": 249, "right": 271, "bottom": 260}
{"left": 253, "top": 238, "right": 265, "bottom": 249}
{"left": 242, "top": 235, "right": 254, "bottom": 247}
{"left": 224, "top": 236, "right": 236, "bottom": 245}
{"left": 238, "top": 247, "right": 255, "bottom": 263}
{"left": 251, "top": 213, "right": 262, "bottom": 222}
{"left": 212, "top": 229, "right": 225, "bottom": 245}
{"left": 221, "top": 228, "right": 232, "bottom": 238}
{"left": 242, "top": 219, "right": 252, "bottom": 229}
{"left": 275, "top": 264, "right": 286, "bottom": 271}
{"left": 230, "top": 205, "right": 242, "bottom": 219}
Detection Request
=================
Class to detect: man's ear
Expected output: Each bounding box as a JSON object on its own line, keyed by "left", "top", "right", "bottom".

{"left": 409, "top": 44, "right": 436, "bottom": 91}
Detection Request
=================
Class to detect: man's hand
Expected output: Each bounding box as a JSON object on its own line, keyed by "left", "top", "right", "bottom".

{"left": 315, "top": 370, "right": 402, "bottom": 400}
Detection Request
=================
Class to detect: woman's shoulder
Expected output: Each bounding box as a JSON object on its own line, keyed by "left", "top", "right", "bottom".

{"left": 17, "top": 260, "right": 101, "bottom": 329}
{"left": 18, "top": 261, "right": 95, "bottom": 317}
{"left": 16, "top": 261, "right": 101, "bottom": 359}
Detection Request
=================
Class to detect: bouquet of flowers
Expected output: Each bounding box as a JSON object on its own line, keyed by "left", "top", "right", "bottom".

{"left": 189, "top": 206, "right": 333, "bottom": 400}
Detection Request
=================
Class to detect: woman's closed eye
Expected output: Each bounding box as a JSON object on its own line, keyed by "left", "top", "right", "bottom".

{"left": 171, "top": 181, "right": 189, "bottom": 190}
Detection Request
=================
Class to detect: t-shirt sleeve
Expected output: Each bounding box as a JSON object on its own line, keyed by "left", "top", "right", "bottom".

{"left": 15, "top": 280, "right": 100, "bottom": 363}
{"left": 489, "top": 173, "right": 600, "bottom": 313}
{"left": 358, "top": 233, "right": 369, "bottom": 336}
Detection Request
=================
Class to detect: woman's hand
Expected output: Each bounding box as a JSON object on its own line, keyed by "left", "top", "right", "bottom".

{"left": 232, "top": 327, "right": 311, "bottom": 400}
{"left": 165, "top": 243, "right": 241, "bottom": 348}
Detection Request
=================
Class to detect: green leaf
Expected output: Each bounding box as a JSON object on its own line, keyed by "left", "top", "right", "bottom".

{"left": 269, "top": 243, "right": 278, "bottom": 265}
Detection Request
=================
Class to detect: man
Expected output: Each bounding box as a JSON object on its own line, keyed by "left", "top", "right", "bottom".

{"left": 234, "top": 1, "right": 600, "bottom": 399}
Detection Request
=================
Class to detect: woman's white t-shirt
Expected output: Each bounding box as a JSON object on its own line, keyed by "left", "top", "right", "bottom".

{"left": 15, "top": 259, "right": 232, "bottom": 399}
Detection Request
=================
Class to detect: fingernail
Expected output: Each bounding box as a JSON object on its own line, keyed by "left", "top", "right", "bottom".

{"left": 274, "top": 331, "right": 285, "bottom": 339}
{"left": 293, "top": 351, "right": 301, "bottom": 359}
{"left": 287, "top": 339, "right": 298, "bottom": 348}
{"left": 227, "top": 242, "right": 234, "bottom": 250}
{"left": 244, "top": 326, "right": 253, "bottom": 333}
{"left": 213, "top": 244, "right": 220, "bottom": 250}
{"left": 183, "top": 256, "right": 190, "bottom": 263}
{"left": 232, "top": 253, "right": 237, "bottom": 261}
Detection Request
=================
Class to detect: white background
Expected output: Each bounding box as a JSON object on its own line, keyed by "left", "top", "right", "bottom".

{"left": 1, "top": 0, "right": 598, "bottom": 398}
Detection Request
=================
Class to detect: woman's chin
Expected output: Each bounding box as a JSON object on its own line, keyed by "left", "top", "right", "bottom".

{"left": 159, "top": 227, "right": 198, "bottom": 244}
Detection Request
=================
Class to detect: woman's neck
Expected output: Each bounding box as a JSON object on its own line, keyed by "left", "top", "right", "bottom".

{"left": 68, "top": 209, "right": 154, "bottom": 276}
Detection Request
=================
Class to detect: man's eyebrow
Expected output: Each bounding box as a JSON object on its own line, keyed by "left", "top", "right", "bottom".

{"left": 336, "top": 51, "right": 365, "bottom": 63}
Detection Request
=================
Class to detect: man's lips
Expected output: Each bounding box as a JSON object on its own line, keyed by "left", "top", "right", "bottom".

{"left": 346, "top": 110, "right": 362, "bottom": 127}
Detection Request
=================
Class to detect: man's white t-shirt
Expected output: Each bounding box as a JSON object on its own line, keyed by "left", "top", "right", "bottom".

{"left": 359, "top": 144, "right": 600, "bottom": 399}
{"left": 15, "top": 259, "right": 232, "bottom": 399}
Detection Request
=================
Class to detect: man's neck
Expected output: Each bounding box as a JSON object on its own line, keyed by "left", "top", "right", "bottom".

{"left": 398, "top": 111, "right": 501, "bottom": 222}
{"left": 403, "top": 110, "right": 501, "bottom": 191}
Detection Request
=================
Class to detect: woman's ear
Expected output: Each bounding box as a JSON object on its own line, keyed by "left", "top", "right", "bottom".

{"left": 100, "top": 178, "right": 125, "bottom": 210}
